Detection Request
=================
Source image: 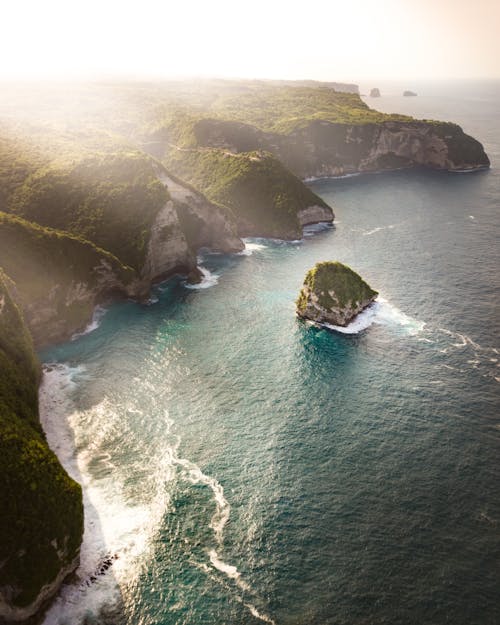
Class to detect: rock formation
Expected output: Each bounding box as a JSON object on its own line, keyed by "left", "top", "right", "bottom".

{"left": 403, "top": 90, "right": 417, "bottom": 96}
{"left": 188, "top": 118, "right": 490, "bottom": 179}
{"left": 370, "top": 88, "right": 381, "bottom": 97}
{"left": 296, "top": 261, "right": 378, "bottom": 327}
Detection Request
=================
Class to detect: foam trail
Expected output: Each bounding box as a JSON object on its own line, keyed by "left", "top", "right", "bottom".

{"left": 363, "top": 224, "right": 396, "bottom": 236}
{"left": 40, "top": 364, "right": 275, "bottom": 625}
{"left": 174, "top": 456, "right": 230, "bottom": 542}
{"left": 173, "top": 446, "right": 276, "bottom": 624}
{"left": 209, "top": 550, "right": 251, "bottom": 593}
{"left": 71, "top": 306, "right": 107, "bottom": 340}
{"left": 312, "top": 297, "right": 425, "bottom": 336}
{"left": 39, "top": 366, "right": 176, "bottom": 625}
{"left": 184, "top": 266, "right": 219, "bottom": 289}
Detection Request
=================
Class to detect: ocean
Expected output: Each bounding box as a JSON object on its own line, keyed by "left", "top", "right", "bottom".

{"left": 40, "top": 81, "right": 500, "bottom": 625}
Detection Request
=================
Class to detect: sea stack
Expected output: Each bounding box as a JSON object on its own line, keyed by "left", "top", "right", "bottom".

{"left": 403, "top": 90, "right": 417, "bottom": 97}
{"left": 296, "top": 261, "right": 378, "bottom": 326}
{"left": 370, "top": 88, "right": 381, "bottom": 97}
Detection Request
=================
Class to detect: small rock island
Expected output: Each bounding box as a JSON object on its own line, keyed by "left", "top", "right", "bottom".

{"left": 296, "top": 261, "right": 378, "bottom": 327}
{"left": 370, "top": 87, "right": 381, "bottom": 97}
{"left": 403, "top": 90, "right": 417, "bottom": 97}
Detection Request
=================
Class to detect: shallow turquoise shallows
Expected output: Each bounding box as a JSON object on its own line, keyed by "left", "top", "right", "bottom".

{"left": 40, "top": 82, "right": 500, "bottom": 625}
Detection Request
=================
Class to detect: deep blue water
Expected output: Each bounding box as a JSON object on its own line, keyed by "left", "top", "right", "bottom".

{"left": 40, "top": 82, "right": 500, "bottom": 625}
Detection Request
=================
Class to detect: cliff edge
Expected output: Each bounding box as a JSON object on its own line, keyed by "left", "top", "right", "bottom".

{"left": 0, "top": 271, "right": 83, "bottom": 624}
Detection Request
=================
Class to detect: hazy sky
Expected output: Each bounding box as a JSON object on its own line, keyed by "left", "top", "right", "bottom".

{"left": 2, "top": 0, "right": 499, "bottom": 81}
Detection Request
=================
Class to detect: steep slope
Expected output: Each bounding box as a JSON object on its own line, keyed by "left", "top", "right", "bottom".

{"left": 296, "top": 261, "right": 378, "bottom": 326}
{"left": 0, "top": 270, "right": 83, "bottom": 623}
{"left": 164, "top": 149, "right": 333, "bottom": 239}
{"left": 0, "top": 212, "right": 140, "bottom": 346}
{"left": 149, "top": 85, "right": 489, "bottom": 178}
{"left": 9, "top": 151, "right": 168, "bottom": 272}
{"left": 182, "top": 116, "right": 490, "bottom": 178}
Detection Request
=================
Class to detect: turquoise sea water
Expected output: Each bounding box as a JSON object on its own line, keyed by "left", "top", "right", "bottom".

{"left": 40, "top": 82, "right": 500, "bottom": 625}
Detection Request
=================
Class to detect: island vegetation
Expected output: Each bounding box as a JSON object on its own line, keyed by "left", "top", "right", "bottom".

{"left": 297, "top": 261, "right": 378, "bottom": 327}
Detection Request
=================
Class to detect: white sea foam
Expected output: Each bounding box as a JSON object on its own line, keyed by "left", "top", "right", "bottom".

{"left": 363, "top": 224, "right": 397, "bottom": 236}
{"left": 40, "top": 362, "right": 275, "bottom": 624}
{"left": 312, "top": 297, "right": 425, "bottom": 336}
{"left": 238, "top": 241, "right": 268, "bottom": 256}
{"left": 304, "top": 172, "right": 361, "bottom": 182}
{"left": 184, "top": 266, "right": 220, "bottom": 289}
{"left": 209, "top": 550, "right": 251, "bottom": 592}
{"left": 208, "top": 550, "right": 275, "bottom": 623}
{"left": 303, "top": 222, "right": 334, "bottom": 237}
{"left": 39, "top": 366, "right": 176, "bottom": 625}
{"left": 71, "top": 306, "right": 107, "bottom": 340}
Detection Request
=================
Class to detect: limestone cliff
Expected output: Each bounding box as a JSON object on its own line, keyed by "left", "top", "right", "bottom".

{"left": 296, "top": 261, "right": 378, "bottom": 327}
{"left": 163, "top": 149, "right": 334, "bottom": 240}
{"left": 0, "top": 270, "right": 83, "bottom": 624}
{"left": 157, "top": 170, "right": 244, "bottom": 255}
{"left": 189, "top": 117, "right": 490, "bottom": 179}
{"left": 0, "top": 212, "right": 141, "bottom": 347}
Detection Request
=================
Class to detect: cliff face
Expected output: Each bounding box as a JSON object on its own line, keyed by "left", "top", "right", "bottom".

{"left": 0, "top": 212, "right": 141, "bottom": 347}
{"left": 163, "top": 148, "right": 334, "bottom": 240}
{"left": 157, "top": 171, "right": 244, "bottom": 255}
{"left": 296, "top": 261, "right": 378, "bottom": 327}
{"left": 191, "top": 118, "right": 490, "bottom": 179}
{"left": 0, "top": 171, "right": 244, "bottom": 347}
{"left": 0, "top": 271, "right": 83, "bottom": 624}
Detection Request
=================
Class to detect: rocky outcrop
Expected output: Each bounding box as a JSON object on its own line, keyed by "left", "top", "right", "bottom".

{"left": 0, "top": 212, "right": 141, "bottom": 347}
{"left": 296, "top": 261, "right": 378, "bottom": 327}
{"left": 370, "top": 88, "right": 381, "bottom": 97}
{"left": 0, "top": 271, "right": 83, "bottom": 624}
{"left": 297, "top": 205, "right": 335, "bottom": 227}
{"left": 189, "top": 117, "right": 490, "bottom": 179}
{"left": 141, "top": 196, "right": 196, "bottom": 285}
{"left": 403, "top": 90, "right": 417, "bottom": 97}
{"left": 157, "top": 171, "right": 244, "bottom": 254}
{"left": 163, "top": 148, "right": 334, "bottom": 241}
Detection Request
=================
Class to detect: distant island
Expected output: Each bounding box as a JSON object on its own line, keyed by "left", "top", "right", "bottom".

{"left": 296, "top": 261, "right": 378, "bottom": 327}
{"left": 370, "top": 87, "right": 381, "bottom": 97}
{"left": 0, "top": 78, "right": 491, "bottom": 623}
{"left": 403, "top": 90, "right": 418, "bottom": 96}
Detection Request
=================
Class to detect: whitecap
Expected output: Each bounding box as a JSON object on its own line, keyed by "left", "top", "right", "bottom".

{"left": 363, "top": 224, "right": 397, "bottom": 236}
{"left": 309, "top": 297, "right": 425, "bottom": 336}
{"left": 71, "top": 306, "right": 107, "bottom": 340}
{"left": 184, "top": 266, "right": 219, "bottom": 289}
{"left": 39, "top": 368, "right": 176, "bottom": 625}
{"left": 208, "top": 550, "right": 275, "bottom": 624}
{"left": 237, "top": 241, "right": 268, "bottom": 256}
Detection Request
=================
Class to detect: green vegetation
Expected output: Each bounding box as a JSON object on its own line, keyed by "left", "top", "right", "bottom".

{"left": 0, "top": 270, "right": 83, "bottom": 609}
{"left": 8, "top": 150, "right": 168, "bottom": 271}
{"left": 0, "top": 211, "right": 135, "bottom": 301}
{"left": 206, "top": 86, "right": 414, "bottom": 133}
{"left": 165, "top": 149, "right": 330, "bottom": 238}
{"left": 302, "top": 261, "right": 378, "bottom": 309}
{"left": 150, "top": 85, "right": 414, "bottom": 141}
{"left": 0, "top": 212, "right": 136, "bottom": 344}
